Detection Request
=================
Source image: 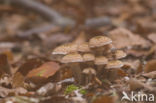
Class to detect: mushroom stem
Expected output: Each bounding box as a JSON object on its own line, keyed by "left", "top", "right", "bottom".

{"left": 71, "top": 63, "right": 82, "bottom": 84}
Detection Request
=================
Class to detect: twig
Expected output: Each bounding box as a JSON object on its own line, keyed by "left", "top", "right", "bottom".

{"left": 85, "top": 16, "right": 111, "bottom": 27}
{"left": 11, "top": 0, "right": 75, "bottom": 27}
{"left": 17, "top": 24, "right": 59, "bottom": 38}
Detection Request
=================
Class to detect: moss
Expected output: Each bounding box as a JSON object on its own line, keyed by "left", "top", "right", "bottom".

{"left": 64, "top": 84, "right": 87, "bottom": 95}
{"left": 79, "top": 89, "right": 87, "bottom": 95}
{"left": 65, "top": 84, "right": 79, "bottom": 94}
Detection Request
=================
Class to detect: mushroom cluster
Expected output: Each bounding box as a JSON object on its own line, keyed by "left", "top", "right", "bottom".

{"left": 52, "top": 35, "right": 126, "bottom": 85}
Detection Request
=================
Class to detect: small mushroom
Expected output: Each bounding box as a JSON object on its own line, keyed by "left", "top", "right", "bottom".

{"left": 106, "top": 60, "right": 124, "bottom": 69}
{"left": 114, "top": 50, "right": 127, "bottom": 59}
{"left": 83, "top": 53, "right": 95, "bottom": 67}
{"left": 78, "top": 42, "right": 90, "bottom": 53}
{"left": 83, "top": 53, "right": 95, "bottom": 62}
{"left": 89, "top": 36, "right": 112, "bottom": 48}
{"left": 52, "top": 43, "right": 78, "bottom": 55}
{"left": 106, "top": 60, "right": 124, "bottom": 81}
{"left": 82, "top": 67, "right": 96, "bottom": 84}
{"left": 89, "top": 36, "right": 112, "bottom": 55}
{"left": 94, "top": 56, "right": 108, "bottom": 75}
{"left": 94, "top": 56, "right": 108, "bottom": 65}
{"left": 61, "top": 53, "right": 83, "bottom": 84}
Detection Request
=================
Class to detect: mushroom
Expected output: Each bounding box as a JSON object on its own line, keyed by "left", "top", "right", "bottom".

{"left": 114, "top": 50, "right": 127, "bottom": 59}
{"left": 83, "top": 53, "right": 95, "bottom": 67}
{"left": 94, "top": 56, "right": 108, "bottom": 76}
{"left": 94, "top": 56, "right": 108, "bottom": 65}
{"left": 82, "top": 67, "right": 96, "bottom": 84}
{"left": 78, "top": 42, "right": 90, "bottom": 53}
{"left": 52, "top": 43, "right": 78, "bottom": 55}
{"left": 106, "top": 60, "right": 124, "bottom": 69}
{"left": 61, "top": 53, "right": 83, "bottom": 84}
{"left": 105, "top": 60, "right": 124, "bottom": 81}
{"left": 89, "top": 36, "right": 112, "bottom": 55}
{"left": 89, "top": 36, "right": 112, "bottom": 48}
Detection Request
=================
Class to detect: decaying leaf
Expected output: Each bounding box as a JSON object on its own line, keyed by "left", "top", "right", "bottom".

{"left": 92, "top": 95, "right": 115, "bottom": 103}
{"left": 26, "top": 61, "right": 60, "bottom": 78}
{"left": 0, "top": 54, "right": 11, "bottom": 74}
{"left": 12, "top": 72, "right": 25, "bottom": 88}
{"left": 129, "top": 78, "right": 153, "bottom": 91}
{"left": 148, "top": 33, "right": 156, "bottom": 44}
{"left": 144, "top": 59, "right": 156, "bottom": 73}
{"left": 142, "top": 71, "right": 156, "bottom": 79}
{"left": 18, "top": 58, "right": 45, "bottom": 76}
{"left": 108, "top": 28, "right": 151, "bottom": 49}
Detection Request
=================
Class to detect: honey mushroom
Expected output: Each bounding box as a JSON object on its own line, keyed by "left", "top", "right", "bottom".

{"left": 94, "top": 56, "right": 108, "bottom": 77}
{"left": 52, "top": 43, "right": 78, "bottom": 61}
{"left": 61, "top": 53, "right": 83, "bottom": 84}
{"left": 106, "top": 60, "right": 124, "bottom": 81}
{"left": 82, "top": 53, "right": 95, "bottom": 67}
{"left": 89, "top": 36, "right": 112, "bottom": 56}
{"left": 114, "top": 50, "right": 127, "bottom": 59}
{"left": 82, "top": 67, "right": 96, "bottom": 85}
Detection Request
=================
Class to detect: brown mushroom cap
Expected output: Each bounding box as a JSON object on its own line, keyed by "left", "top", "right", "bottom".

{"left": 106, "top": 60, "right": 124, "bottom": 69}
{"left": 52, "top": 43, "right": 78, "bottom": 55}
{"left": 82, "top": 67, "right": 96, "bottom": 75}
{"left": 94, "top": 56, "right": 108, "bottom": 65}
{"left": 83, "top": 53, "right": 95, "bottom": 62}
{"left": 78, "top": 42, "right": 90, "bottom": 52}
{"left": 89, "top": 36, "right": 112, "bottom": 48}
{"left": 61, "top": 53, "right": 83, "bottom": 63}
{"left": 114, "top": 50, "right": 127, "bottom": 59}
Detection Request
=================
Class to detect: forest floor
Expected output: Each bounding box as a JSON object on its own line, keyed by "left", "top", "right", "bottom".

{"left": 0, "top": 0, "right": 156, "bottom": 103}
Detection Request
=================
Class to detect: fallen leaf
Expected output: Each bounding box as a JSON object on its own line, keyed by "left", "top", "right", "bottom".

{"left": 117, "top": 69, "right": 127, "bottom": 77}
{"left": 12, "top": 72, "right": 25, "bottom": 88}
{"left": 129, "top": 78, "right": 144, "bottom": 91}
{"left": 92, "top": 95, "right": 115, "bottom": 103}
{"left": 18, "top": 58, "right": 44, "bottom": 76}
{"left": 148, "top": 33, "right": 156, "bottom": 44}
{"left": 108, "top": 28, "right": 151, "bottom": 49}
{"left": 0, "top": 54, "right": 11, "bottom": 74}
{"left": 129, "top": 78, "right": 153, "bottom": 91}
{"left": 144, "top": 59, "right": 156, "bottom": 73}
{"left": 26, "top": 61, "right": 60, "bottom": 78}
{"left": 142, "top": 71, "right": 156, "bottom": 79}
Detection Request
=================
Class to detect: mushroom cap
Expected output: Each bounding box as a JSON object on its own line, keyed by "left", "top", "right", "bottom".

{"left": 114, "top": 50, "right": 127, "bottom": 59}
{"left": 52, "top": 43, "right": 78, "bottom": 55}
{"left": 78, "top": 42, "right": 90, "bottom": 52}
{"left": 94, "top": 56, "right": 108, "bottom": 65}
{"left": 83, "top": 53, "right": 95, "bottom": 62}
{"left": 89, "top": 36, "right": 112, "bottom": 48}
{"left": 82, "top": 67, "right": 96, "bottom": 75}
{"left": 106, "top": 60, "right": 124, "bottom": 69}
{"left": 61, "top": 53, "right": 83, "bottom": 63}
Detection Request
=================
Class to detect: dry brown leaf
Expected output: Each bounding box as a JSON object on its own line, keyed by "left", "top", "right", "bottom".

{"left": 129, "top": 78, "right": 153, "bottom": 91}
{"left": 148, "top": 33, "right": 156, "bottom": 44}
{"left": 117, "top": 69, "right": 127, "bottom": 77}
{"left": 144, "top": 59, "right": 156, "bottom": 73}
{"left": 12, "top": 72, "right": 25, "bottom": 88}
{"left": 18, "top": 58, "right": 44, "bottom": 76}
{"left": 92, "top": 95, "right": 115, "bottom": 103}
{"left": 142, "top": 71, "right": 156, "bottom": 79}
{"left": 26, "top": 61, "right": 60, "bottom": 78}
{"left": 0, "top": 54, "right": 11, "bottom": 74}
{"left": 108, "top": 28, "right": 150, "bottom": 49}
{"left": 0, "top": 50, "right": 14, "bottom": 62}
{"left": 129, "top": 78, "right": 144, "bottom": 91}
